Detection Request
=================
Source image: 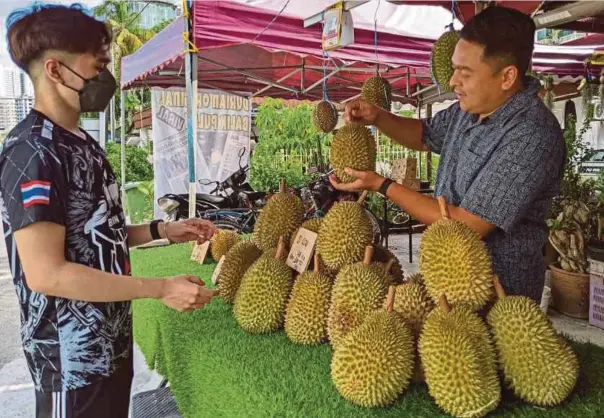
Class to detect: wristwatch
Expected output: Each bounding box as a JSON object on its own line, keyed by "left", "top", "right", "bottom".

{"left": 149, "top": 219, "right": 164, "bottom": 240}
{"left": 377, "top": 178, "right": 394, "bottom": 198}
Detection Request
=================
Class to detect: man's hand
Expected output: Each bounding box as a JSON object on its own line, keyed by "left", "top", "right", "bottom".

{"left": 164, "top": 218, "right": 217, "bottom": 243}
{"left": 344, "top": 99, "right": 382, "bottom": 125}
{"left": 329, "top": 168, "right": 385, "bottom": 193}
{"left": 159, "top": 275, "right": 218, "bottom": 312}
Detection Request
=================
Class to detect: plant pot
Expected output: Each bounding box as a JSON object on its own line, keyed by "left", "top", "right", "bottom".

{"left": 549, "top": 263, "right": 590, "bottom": 319}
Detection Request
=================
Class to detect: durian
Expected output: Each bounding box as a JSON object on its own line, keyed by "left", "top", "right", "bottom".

{"left": 430, "top": 28, "right": 459, "bottom": 92}
{"left": 419, "top": 196, "right": 494, "bottom": 310}
{"left": 284, "top": 253, "right": 333, "bottom": 345}
{"left": 313, "top": 100, "right": 338, "bottom": 133}
{"left": 317, "top": 192, "right": 374, "bottom": 271}
{"left": 327, "top": 246, "right": 388, "bottom": 347}
{"left": 419, "top": 295, "right": 500, "bottom": 417}
{"left": 331, "top": 286, "right": 414, "bottom": 407}
{"left": 217, "top": 240, "right": 262, "bottom": 304}
{"left": 233, "top": 237, "right": 293, "bottom": 334}
{"left": 361, "top": 76, "right": 392, "bottom": 111}
{"left": 487, "top": 276, "right": 579, "bottom": 406}
{"left": 210, "top": 229, "right": 240, "bottom": 261}
{"left": 252, "top": 179, "right": 305, "bottom": 251}
{"left": 329, "top": 124, "right": 377, "bottom": 184}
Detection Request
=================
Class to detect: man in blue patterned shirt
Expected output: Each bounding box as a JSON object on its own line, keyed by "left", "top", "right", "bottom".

{"left": 331, "top": 6, "right": 565, "bottom": 303}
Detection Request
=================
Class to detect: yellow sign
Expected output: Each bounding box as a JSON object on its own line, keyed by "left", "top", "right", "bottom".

{"left": 322, "top": 2, "right": 354, "bottom": 51}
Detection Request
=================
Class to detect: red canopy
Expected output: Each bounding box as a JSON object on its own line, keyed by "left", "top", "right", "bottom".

{"left": 121, "top": 1, "right": 603, "bottom": 102}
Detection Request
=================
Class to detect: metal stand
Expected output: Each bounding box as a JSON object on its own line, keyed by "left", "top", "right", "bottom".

{"left": 131, "top": 378, "right": 181, "bottom": 418}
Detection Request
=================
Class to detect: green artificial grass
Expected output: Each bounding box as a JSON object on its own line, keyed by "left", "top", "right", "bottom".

{"left": 131, "top": 244, "right": 604, "bottom": 418}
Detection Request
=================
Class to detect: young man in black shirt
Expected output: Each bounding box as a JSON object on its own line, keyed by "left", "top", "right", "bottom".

{"left": 1, "top": 4, "right": 218, "bottom": 417}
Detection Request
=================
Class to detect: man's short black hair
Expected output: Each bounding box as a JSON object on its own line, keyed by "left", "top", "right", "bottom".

{"left": 6, "top": 3, "right": 111, "bottom": 73}
{"left": 460, "top": 5, "right": 536, "bottom": 77}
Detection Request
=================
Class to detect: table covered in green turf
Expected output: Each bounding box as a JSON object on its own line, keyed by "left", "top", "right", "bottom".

{"left": 132, "top": 244, "right": 604, "bottom": 418}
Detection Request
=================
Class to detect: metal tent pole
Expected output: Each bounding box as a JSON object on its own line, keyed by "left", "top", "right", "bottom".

{"left": 184, "top": 0, "right": 198, "bottom": 218}
{"left": 120, "top": 90, "right": 127, "bottom": 217}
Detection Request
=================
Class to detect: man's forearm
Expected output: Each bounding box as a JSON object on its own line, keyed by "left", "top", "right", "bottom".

{"left": 35, "top": 260, "right": 165, "bottom": 302}
{"left": 127, "top": 223, "right": 162, "bottom": 247}
{"left": 385, "top": 183, "right": 495, "bottom": 237}
{"left": 375, "top": 111, "right": 428, "bottom": 152}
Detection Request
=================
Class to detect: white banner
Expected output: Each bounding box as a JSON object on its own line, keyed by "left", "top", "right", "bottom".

{"left": 151, "top": 87, "right": 251, "bottom": 219}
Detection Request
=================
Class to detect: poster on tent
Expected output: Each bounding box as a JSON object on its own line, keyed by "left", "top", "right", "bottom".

{"left": 151, "top": 87, "right": 252, "bottom": 219}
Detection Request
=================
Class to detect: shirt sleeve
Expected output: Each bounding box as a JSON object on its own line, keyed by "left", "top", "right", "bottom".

{"left": 421, "top": 103, "right": 458, "bottom": 154}
{"left": 459, "top": 124, "right": 565, "bottom": 233}
{"left": 0, "top": 139, "right": 67, "bottom": 232}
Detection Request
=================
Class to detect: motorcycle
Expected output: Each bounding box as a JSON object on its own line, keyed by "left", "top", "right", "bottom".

{"left": 157, "top": 148, "right": 267, "bottom": 226}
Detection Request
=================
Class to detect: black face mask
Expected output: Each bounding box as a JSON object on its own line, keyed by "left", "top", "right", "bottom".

{"left": 60, "top": 63, "right": 117, "bottom": 112}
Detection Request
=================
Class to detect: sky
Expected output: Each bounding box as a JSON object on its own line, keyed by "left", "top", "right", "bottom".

{"left": 0, "top": 0, "right": 102, "bottom": 68}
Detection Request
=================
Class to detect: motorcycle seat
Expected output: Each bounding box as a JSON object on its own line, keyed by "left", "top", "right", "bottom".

{"left": 197, "top": 193, "right": 226, "bottom": 204}
{"left": 240, "top": 191, "right": 266, "bottom": 200}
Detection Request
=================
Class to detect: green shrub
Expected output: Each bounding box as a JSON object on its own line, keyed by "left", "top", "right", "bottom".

{"left": 105, "top": 141, "right": 153, "bottom": 185}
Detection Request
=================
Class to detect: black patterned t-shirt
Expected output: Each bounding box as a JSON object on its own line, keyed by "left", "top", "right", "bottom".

{"left": 0, "top": 109, "right": 132, "bottom": 392}
{"left": 421, "top": 76, "right": 566, "bottom": 302}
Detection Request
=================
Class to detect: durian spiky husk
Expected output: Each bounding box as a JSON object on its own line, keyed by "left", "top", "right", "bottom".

{"left": 419, "top": 219, "right": 494, "bottom": 310}
{"left": 331, "top": 310, "right": 414, "bottom": 407}
{"left": 284, "top": 271, "right": 333, "bottom": 344}
{"left": 361, "top": 76, "right": 392, "bottom": 111}
{"left": 233, "top": 254, "right": 293, "bottom": 334}
{"left": 210, "top": 229, "right": 240, "bottom": 261}
{"left": 419, "top": 304, "right": 501, "bottom": 418}
{"left": 295, "top": 217, "right": 338, "bottom": 278}
{"left": 372, "top": 246, "right": 404, "bottom": 285}
{"left": 313, "top": 100, "right": 338, "bottom": 133}
{"left": 430, "top": 29, "right": 459, "bottom": 92}
{"left": 327, "top": 262, "right": 387, "bottom": 347}
{"left": 487, "top": 295, "right": 579, "bottom": 406}
{"left": 252, "top": 186, "right": 305, "bottom": 252}
{"left": 217, "top": 241, "right": 262, "bottom": 304}
{"left": 329, "top": 124, "right": 377, "bottom": 184}
{"left": 317, "top": 201, "right": 373, "bottom": 271}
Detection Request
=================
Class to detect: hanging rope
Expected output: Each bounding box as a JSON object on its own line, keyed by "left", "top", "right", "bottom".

{"left": 181, "top": 1, "right": 198, "bottom": 53}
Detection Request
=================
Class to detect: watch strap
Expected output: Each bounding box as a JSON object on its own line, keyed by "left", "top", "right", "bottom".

{"left": 378, "top": 178, "right": 394, "bottom": 198}
{"left": 150, "top": 220, "right": 163, "bottom": 240}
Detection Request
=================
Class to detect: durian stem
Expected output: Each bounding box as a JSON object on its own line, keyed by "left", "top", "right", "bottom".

{"left": 275, "top": 236, "right": 286, "bottom": 260}
{"left": 437, "top": 196, "right": 450, "bottom": 220}
{"left": 407, "top": 274, "right": 415, "bottom": 285}
{"left": 438, "top": 294, "right": 451, "bottom": 313}
{"left": 357, "top": 190, "right": 369, "bottom": 205}
{"left": 384, "top": 259, "right": 395, "bottom": 275}
{"left": 279, "top": 179, "right": 286, "bottom": 194}
{"left": 363, "top": 246, "right": 374, "bottom": 266}
{"left": 386, "top": 286, "right": 396, "bottom": 312}
{"left": 493, "top": 276, "right": 506, "bottom": 300}
{"left": 314, "top": 252, "right": 320, "bottom": 274}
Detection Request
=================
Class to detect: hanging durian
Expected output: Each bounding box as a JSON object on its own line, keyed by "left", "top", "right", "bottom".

{"left": 361, "top": 76, "right": 392, "bottom": 111}
{"left": 430, "top": 27, "right": 459, "bottom": 92}
{"left": 313, "top": 100, "right": 339, "bottom": 133}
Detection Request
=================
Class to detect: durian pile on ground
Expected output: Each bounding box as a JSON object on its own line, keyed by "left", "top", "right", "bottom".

{"left": 131, "top": 241, "right": 604, "bottom": 417}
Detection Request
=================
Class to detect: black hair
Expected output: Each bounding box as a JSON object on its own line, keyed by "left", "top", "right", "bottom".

{"left": 460, "top": 5, "right": 536, "bottom": 77}
{"left": 6, "top": 3, "right": 111, "bottom": 73}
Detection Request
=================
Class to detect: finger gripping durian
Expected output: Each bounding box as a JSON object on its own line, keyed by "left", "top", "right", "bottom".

{"left": 487, "top": 277, "right": 579, "bottom": 406}
{"left": 313, "top": 100, "right": 338, "bottom": 133}
{"left": 284, "top": 253, "right": 333, "bottom": 345}
{"left": 331, "top": 286, "right": 414, "bottom": 407}
{"left": 419, "top": 196, "right": 494, "bottom": 310}
{"left": 317, "top": 192, "right": 374, "bottom": 271}
{"left": 210, "top": 229, "right": 240, "bottom": 261}
{"left": 419, "top": 295, "right": 500, "bottom": 418}
{"left": 252, "top": 179, "right": 305, "bottom": 251}
{"left": 329, "top": 124, "right": 376, "bottom": 184}
{"left": 233, "top": 238, "right": 293, "bottom": 334}
{"left": 217, "top": 240, "right": 262, "bottom": 304}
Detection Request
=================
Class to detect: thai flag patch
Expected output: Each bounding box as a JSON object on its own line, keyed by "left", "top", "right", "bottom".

{"left": 20, "top": 180, "right": 51, "bottom": 208}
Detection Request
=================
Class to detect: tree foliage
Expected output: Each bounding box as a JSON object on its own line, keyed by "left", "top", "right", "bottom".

{"left": 104, "top": 142, "right": 153, "bottom": 185}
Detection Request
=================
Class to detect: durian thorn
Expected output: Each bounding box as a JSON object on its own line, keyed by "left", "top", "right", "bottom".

{"left": 384, "top": 259, "right": 395, "bottom": 275}
{"left": 314, "top": 251, "right": 321, "bottom": 274}
{"left": 279, "top": 178, "right": 286, "bottom": 194}
{"left": 438, "top": 294, "right": 451, "bottom": 313}
{"left": 357, "top": 190, "right": 369, "bottom": 205}
{"left": 386, "top": 285, "right": 396, "bottom": 312}
{"left": 493, "top": 275, "right": 506, "bottom": 300}
{"left": 407, "top": 274, "right": 415, "bottom": 285}
{"left": 437, "top": 196, "right": 451, "bottom": 220}
{"left": 275, "top": 236, "right": 286, "bottom": 260}
{"left": 363, "top": 246, "right": 374, "bottom": 265}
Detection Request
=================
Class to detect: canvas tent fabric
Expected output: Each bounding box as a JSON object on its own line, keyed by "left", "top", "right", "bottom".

{"left": 120, "top": 0, "right": 604, "bottom": 100}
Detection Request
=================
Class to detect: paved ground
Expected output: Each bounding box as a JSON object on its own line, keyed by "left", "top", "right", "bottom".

{"left": 0, "top": 233, "right": 603, "bottom": 417}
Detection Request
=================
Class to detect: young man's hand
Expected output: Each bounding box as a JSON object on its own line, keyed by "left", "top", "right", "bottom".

{"left": 163, "top": 218, "right": 217, "bottom": 243}
{"left": 159, "top": 275, "right": 218, "bottom": 312}
{"left": 344, "top": 98, "right": 382, "bottom": 125}
{"left": 329, "top": 168, "right": 385, "bottom": 193}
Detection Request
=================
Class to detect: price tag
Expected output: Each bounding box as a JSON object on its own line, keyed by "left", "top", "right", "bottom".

{"left": 190, "top": 240, "right": 210, "bottom": 264}
{"left": 211, "top": 255, "right": 226, "bottom": 285}
{"left": 286, "top": 228, "right": 318, "bottom": 274}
